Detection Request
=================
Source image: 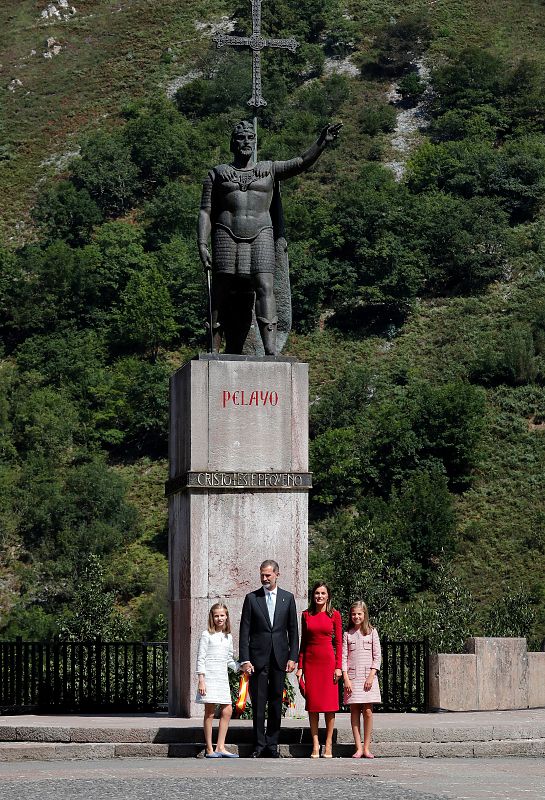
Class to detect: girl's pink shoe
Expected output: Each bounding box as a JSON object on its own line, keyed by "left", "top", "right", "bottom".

{"left": 352, "top": 751, "right": 363, "bottom": 759}
{"left": 363, "top": 753, "right": 375, "bottom": 759}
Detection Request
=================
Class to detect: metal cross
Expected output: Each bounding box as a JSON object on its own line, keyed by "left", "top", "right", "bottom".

{"left": 214, "top": 0, "right": 299, "bottom": 156}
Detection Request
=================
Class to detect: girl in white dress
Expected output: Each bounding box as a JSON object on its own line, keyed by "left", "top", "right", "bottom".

{"left": 196, "top": 602, "right": 240, "bottom": 758}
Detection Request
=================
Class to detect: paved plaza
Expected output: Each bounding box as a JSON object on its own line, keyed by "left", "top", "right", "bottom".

{"left": 0, "top": 756, "right": 544, "bottom": 800}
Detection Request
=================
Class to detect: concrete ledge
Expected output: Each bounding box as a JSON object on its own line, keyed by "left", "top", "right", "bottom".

{"left": 16, "top": 726, "right": 71, "bottom": 742}
{"left": 371, "top": 727, "right": 434, "bottom": 744}
{"left": 53, "top": 743, "right": 116, "bottom": 760}
{"left": 373, "top": 742, "right": 421, "bottom": 757}
{"left": 0, "top": 743, "right": 115, "bottom": 761}
{"left": 2, "top": 738, "right": 545, "bottom": 760}
{"left": 432, "top": 725, "right": 493, "bottom": 742}
{"left": 0, "top": 726, "right": 17, "bottom": 741}
{"left": 0, "top": 743, "right": 58, "bottom": 761}
{"left": 491, "top": 724, "right": 545, "bottom": 740}
{"left": 71, "top": 727, "right": 151, "bottom": 743}
{"left": 420, "top": 742, "right": 475, "bottom": 758}
{"left": 430, "top": 638, "right": 544, "bottom": 712}
{"left": 115, "top": 743, "right": 202, "bottom": 758}
{"left": 473, "top": 739, "right": 545, "bottom": 757}
{"left": 429, "top": 653, "right": 477, "bottom": 711}
{"left": 528, "top": 652, "right": 545, "bottom": 708}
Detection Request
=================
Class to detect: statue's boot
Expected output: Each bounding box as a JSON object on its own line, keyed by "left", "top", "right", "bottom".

{"left": 211, "top": 322, "right": 223, "bottom": 353}
{"left": 205, "top": 317, "right": 223, "bottom": 353}
{"left": 257, "top": 315, "right": 278, "bottom": 356}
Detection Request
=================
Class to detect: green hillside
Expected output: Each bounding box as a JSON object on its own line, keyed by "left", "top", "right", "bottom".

{"left": 1, "top": 0, "right": 545, "bottom": 649}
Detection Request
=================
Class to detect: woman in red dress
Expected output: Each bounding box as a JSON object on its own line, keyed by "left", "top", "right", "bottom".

{"left": 296, "top": 581, "right": 343, "bottom": 758}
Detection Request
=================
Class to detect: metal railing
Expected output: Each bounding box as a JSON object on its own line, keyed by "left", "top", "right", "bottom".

{"left": 339, "top": 636, "right": 430, "bottom": 713}
{"left": 0, "top": 637, "right": 167, "bottom": 713}
{"left": 1, "top": 636, "right": 429, "bottom": 714}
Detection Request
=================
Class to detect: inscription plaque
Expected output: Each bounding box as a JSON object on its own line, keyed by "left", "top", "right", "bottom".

{"left": 166, "top": 471, "right": 312, "bottom": 495}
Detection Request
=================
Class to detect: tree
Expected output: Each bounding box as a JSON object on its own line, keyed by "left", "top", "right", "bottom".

{"left": 155, "top": 236, "right": 205, "bottom": 343}
{"left": 288, "top": 241, "right": 330, "bottom": 332}
{"left": 358, "top": 102, "right": 397, "bottom": 136}
{"left": 92, "top": 357, "right": 170, "bottom": 454}
{"left": 88, "top": 221, "right": 153, "bottom": 310}
{"left": 142, "top": 182, "right": 201, "bottom": 247}
{"left": 394, "top": 467, "right": 456, "bottom": 570}
{"left": 123, "top": 97, "right": 193, "bottom": 185}
{"left": 430, "top": 48, "right": 505, "bottom": 118}
{"left": 408, "top": 192, "right": 509, "bottom": 293}
{"left": 32, "top": 181, "right": 103, "bottom": 246}
{"left": 413, "top": 381, "right": 486, "bottom": 489}
{"left": 59, "top": 554, "right": 132, "bottom": 640}
{"left": 311, "top": 427, "right": 362, "bottom": 507}
{"left": 369, "top": 13, "right": 432, "bottom": 77}
{"left": 328, "top": 514, "right": 419, "bottom": 616}
{"left": 71, "top": 131, "right": 140, "bottom": 215}
{"left": 116, "top": 267, "right": 178, "bottom": 360}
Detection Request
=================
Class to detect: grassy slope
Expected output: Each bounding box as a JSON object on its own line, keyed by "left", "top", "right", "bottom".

{"left": 382, "top": 291, "right": 545, "bottom": 610}
{"left": 2, "top": 0, "right": 545, "bottom": 636}
{"left": 0, "top": 0, "right": 229, "bottom": 238}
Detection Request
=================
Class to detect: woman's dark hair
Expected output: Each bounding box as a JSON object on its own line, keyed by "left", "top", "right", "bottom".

{"left": 308, "top": 581, "right": 334, "bottom": 616}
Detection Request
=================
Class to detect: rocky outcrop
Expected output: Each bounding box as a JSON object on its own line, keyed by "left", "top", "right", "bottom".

{"left": 40, "top": 2, "right": 77, "bottom": 22}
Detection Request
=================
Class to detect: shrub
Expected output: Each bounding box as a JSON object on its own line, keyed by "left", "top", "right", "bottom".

{"left": 123, "top": 98, "right": 193, "bottom": 185}
{"left": 397, "top": 71, "right": 426, "bottom": 104}
{"left": 370, "top": 13, "right": 432, "bottom": 77}
{"left": 71, "top": 131, "right": 140, "bottom": 216}
{"left": 359, "top": 102, "right": 397, "bottom": 136}
{"left": 32, "top": 181, "right": 103, "bottom": 246}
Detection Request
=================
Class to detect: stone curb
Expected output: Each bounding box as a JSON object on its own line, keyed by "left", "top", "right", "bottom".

{"left": 0, "top": 743, "right": 115, "bottom": 762}
{"left": 1, "top": 738, "right": 545, "bottom": 761}
{"left": 3, "top": 723, "right": 545, "bottom": 745}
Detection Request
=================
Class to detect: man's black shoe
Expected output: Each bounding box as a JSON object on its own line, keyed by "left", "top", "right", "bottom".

{"left": 250, "top": 750, "right": 263, "bottom": 758}
{"left": 266, "top": 749, "right": 281, "bottom": 758}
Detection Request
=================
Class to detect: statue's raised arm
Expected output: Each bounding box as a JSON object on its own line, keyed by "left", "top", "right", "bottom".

{"left": 198, "top": 120, "right": 342, "bottom": 356}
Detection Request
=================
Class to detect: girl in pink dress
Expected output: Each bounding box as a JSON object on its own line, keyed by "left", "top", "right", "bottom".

{"left": 342, "top": 600, "right": 381, "bottom": 759}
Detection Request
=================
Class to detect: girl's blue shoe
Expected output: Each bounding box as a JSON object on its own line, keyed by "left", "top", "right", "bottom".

{"left": 205, "top": 752, "right": 222, "bottom": 758}
{"left": 219, "top": 751, "right": 239, "bottom": 758}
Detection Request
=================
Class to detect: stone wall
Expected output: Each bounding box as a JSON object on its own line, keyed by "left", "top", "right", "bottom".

{"left": 429, "top": 637, "right": 545, "bottom": 711}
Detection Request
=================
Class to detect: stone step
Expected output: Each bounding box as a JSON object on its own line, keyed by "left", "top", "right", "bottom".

{"left": 3, "top": 723, "right": 545, "bottom": 745}
{"left": 1, "top": 738, "right": 545, "bottom": 761}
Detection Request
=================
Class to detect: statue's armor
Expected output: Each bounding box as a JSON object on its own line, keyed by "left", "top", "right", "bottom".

{"left": 200, "top": 157, "right": 303, "bottom": 276}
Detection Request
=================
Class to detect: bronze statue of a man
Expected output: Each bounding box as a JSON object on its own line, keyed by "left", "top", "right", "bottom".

{"left": 198, "top": 120, "right": 342, "bottom": 355}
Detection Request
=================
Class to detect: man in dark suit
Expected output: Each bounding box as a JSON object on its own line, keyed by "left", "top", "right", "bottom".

{"left": 239, "top": 559, "right": 299, "bottom": 757}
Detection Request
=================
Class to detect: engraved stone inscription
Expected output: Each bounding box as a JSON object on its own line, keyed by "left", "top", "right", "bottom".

{"left": 165, "top": 471, "right": 312, "bottom": 494}
{"left": 222, "top": 389, "right": 279, "bottom": 407}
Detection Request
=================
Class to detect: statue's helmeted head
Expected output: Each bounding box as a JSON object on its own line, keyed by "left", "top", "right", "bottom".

{"left": 230, "top": 120, "right": 255, "bottom": 154}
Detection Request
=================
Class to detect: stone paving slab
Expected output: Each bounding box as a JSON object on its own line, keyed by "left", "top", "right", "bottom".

{"left": 1, "top": 757, "right": 545, "bottom": 800}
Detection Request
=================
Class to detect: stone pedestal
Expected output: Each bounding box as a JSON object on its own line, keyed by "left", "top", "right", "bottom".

{"left": 167, "top": 355, "right": 309, "bottom": 717}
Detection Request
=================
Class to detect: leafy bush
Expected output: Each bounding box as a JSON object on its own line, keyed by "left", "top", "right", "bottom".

{"left": 71, "top": 131, "right": 140, "bottom": 216}
{"left": 142, "top": 182, "right": 201, "bottom": 248}
{"left": 93, "top": 357, "right": 169, "bottom": 454}
{"left": 32, "top": 181, "right": 103, "bottom": 247}
{"left": 123, "top": 98, "right": 193, "bottom": 185}
{"left": 484, "top": 584, "right": 538, "bottom": 639}
{"left": 155, "top": 235, "right": 206, "bottom": 343}
{"left": 470, "top": 323, "right": 539, "bottom": 386}
{"left": 116, "top": 266, "right": 179, "bottom": 360}
{"left": 398, "top": 71, "right": 426, "bottom": 104}
{"left": 358, "top": 102, "right": 397, "bottom": 136}
{"left": 368, "top": 13, "right": 432, "bottom": 77}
